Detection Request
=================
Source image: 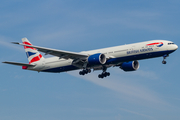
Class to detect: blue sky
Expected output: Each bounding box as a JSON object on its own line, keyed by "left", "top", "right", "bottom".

{"left": 0, "top": 0, "right": 180, "bottom": 120}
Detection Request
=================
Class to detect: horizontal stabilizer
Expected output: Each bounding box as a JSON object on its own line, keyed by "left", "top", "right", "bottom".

{"left": 2, "top": 61, "right": 35, "bottom": 67}
{"left": 11, "top": 42, "right": 20, "bottom": 45}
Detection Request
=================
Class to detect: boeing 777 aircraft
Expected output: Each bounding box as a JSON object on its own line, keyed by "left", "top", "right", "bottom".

{"left": 3, "top": 38, "right": 178, "bottom": 78}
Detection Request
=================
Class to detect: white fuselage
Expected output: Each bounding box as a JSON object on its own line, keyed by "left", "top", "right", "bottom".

{"left": 27, "top": 40, "right": 178, "bottom": 72}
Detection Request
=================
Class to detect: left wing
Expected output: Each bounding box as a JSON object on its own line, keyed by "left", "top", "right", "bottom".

{"left": 12, "top": 42, "right": 88, "bottom": 60}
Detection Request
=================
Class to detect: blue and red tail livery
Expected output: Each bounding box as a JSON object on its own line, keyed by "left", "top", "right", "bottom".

{"left": 22, "top": 38, "right": 44, "bottom": 64}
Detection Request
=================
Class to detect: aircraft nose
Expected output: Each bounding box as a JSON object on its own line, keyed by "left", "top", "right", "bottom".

{"left": 167, "top": 43, "right": 178, "bottom": 51}
{"left": 174, "top": 44, "right": 178, "bottom": 50}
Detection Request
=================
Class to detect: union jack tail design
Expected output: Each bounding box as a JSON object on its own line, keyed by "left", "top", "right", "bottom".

{"left": 22, "top": 38, "right": 44, "bottom": 64}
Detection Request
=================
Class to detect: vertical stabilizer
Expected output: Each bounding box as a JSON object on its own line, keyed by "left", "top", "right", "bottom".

{"left": 22, "top": 38, "right": 44, "bottom": 64}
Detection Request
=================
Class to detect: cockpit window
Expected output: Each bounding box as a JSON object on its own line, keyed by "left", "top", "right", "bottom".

{"left": 168, "top": 43, "right": 175, "bottom": 45}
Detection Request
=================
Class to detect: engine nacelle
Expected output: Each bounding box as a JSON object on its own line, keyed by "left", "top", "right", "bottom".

{"left": 120, "top": 60, "right": 139, "bottom": 72}
{"left": 88, "top": 53, "right": 106, "bottom": 65}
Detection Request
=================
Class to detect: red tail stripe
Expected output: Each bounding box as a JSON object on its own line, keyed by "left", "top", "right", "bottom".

{"left": 29, "top": 54, "right": 42, "bottom": 64}
{"left": 147, "top": 42, "right": 163, "bottom": 46}
{"left": 23, "top": 42, "right": 37, "bottom": 50}
{"left": 23, "top": 42, "right": 32, "bottom": 45}
{"left": 24, "top": 46, "right": 37, "bottom": 50}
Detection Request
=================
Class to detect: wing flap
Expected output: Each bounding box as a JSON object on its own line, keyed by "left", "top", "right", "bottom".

{"left": 2, "top": 61, "right": 35, "bottom": 67}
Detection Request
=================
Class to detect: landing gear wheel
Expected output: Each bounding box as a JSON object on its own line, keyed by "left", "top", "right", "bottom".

{"left": 98, "top": 74, "right": 104, "bottom": 79}
{"left": 162, "top": 61, "right": 167, "bottom": 64}
{"left": 79, "top": 71, "right": 85, "bottom": 75}
{"left": 102, "top": 72, "right": 107, "bottom": 77}
{"left": 79, "top": 71, "right": 82, "bottom": 75}
{"left": 84, "top": 69, "right": 88, "bottom": 74}
{"left": 88, "top": 69, "right": 91, "bottom": 73}
{"left": 107, "top": 72, "right": 110, "bottom": 76}
{"left": 162, "top": 54, "right": 169, "bottom": 64}
{"left": 79, "top": 69, "right": 91, "bottom": 76}
{"left": 98, "top": 72, "right": 110, "bottom": 78}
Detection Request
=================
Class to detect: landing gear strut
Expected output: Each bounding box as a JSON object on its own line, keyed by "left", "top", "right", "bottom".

{"left": 98, "top": 66, "right": 110, "bottom": 79}
{"left": 162, "top": 54, "right": 169, "bottom": 64}
{"left": 79, "top": 69, "right": 91, "bottom": 75}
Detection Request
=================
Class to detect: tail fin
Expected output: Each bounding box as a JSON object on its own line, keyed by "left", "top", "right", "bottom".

{"left": 22, "top": 38, "right": 44, "bottom": 64}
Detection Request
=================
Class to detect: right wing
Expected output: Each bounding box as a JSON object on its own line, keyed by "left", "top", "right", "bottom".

{"left": 12, "top": 42, "right": 89, "bottom": 60}
{"left": 2, "top": 61, "right": 35, "bottom": 67}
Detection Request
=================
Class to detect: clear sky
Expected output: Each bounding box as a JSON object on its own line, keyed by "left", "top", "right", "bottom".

{"left": 0, "top": 0, "right": 180, "bottom": 120}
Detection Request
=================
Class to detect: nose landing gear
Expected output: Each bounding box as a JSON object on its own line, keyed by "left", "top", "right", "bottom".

{"left": 162, "top": 60, "right": 167, "bottom": 64}
{"left": 162, "top": 54, "right": 169, "bottom": 64}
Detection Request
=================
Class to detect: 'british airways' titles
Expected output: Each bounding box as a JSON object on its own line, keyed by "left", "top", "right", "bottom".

{"left": 127, "top": 48, "right": 153, "bottom": 54}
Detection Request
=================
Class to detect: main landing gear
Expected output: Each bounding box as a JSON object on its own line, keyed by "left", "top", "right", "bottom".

{"left": 98, "top": 66, "right": 110, "bottom": 79}
{"left": 98, "top": 72, "right": 110, "bottom": 78}
{"left": 79, "top": 69, "right": 91, "bottom": 75}
{"left": 79, "top": 66, "right": 111, "bottom": 79}
{"left": 162, "top": 54, "right": 169, "bottom": 64}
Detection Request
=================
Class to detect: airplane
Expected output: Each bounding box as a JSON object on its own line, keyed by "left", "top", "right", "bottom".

{"left": 3, "top": 38, "right": 178, "bottom": 78}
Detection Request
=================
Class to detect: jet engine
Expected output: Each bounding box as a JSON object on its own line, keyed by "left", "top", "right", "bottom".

{"left": 120, "top": 60, "right": 139, "bottom": 71}
{"left": 88, "top": 53, "right": 106, "bottom": 65}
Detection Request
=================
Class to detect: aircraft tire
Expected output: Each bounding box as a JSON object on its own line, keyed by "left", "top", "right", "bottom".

{"left": 162, "top": 61, "right": 167, "bottom": 64}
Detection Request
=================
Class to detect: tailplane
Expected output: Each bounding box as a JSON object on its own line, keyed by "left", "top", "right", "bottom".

{"left": 22, "top": 38, "right": 44, "bottom": 64}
